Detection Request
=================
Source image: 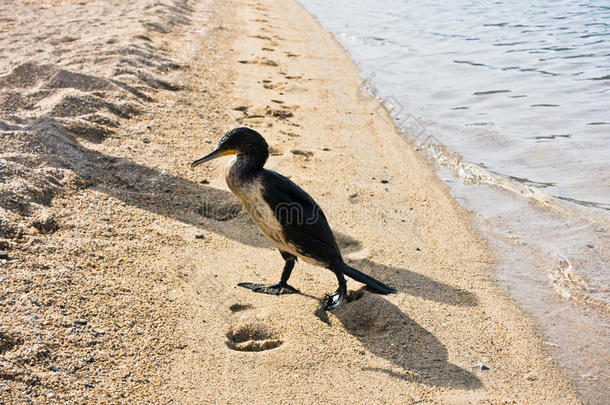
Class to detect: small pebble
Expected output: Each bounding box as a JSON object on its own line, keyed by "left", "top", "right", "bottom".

{"left": 195, "top": 234, "right": 205, "bottom": 239}
{"left": 0, "top": 251, "right": 8, "bottom": 260}
{"left": 48, "top": 365, "right": 59, "bottom": 372}
{"left": 381, "top": 179, "right": 389, "bottom": 184}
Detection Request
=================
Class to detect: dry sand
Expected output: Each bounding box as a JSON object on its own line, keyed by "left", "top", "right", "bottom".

{"left": 1, "top": 0, "right": 582, "bottom": 403}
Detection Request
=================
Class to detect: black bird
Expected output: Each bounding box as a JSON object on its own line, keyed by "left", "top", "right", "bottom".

{"left": 191, "top": 127, "right": 396, "bottom": 309}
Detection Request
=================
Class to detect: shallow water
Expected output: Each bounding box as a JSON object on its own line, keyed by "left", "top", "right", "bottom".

{"left": 298, "top": 0, "right": 609, "bottom": 402}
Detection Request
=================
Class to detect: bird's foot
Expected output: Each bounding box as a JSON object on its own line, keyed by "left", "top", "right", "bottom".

{"left": 325, "top": 288, "right": 345, "bottom": 311}
{"left": 238, "top": 282, "right": 300, "bottom": 295}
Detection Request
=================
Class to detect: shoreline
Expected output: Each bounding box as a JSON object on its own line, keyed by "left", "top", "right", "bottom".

{"left": 0, "top": 0, "right": 585, "bottom": 403}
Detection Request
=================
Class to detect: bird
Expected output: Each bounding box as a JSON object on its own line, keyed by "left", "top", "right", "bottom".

{"left": 191, "top": 127, "right": 396, "bottom": 309}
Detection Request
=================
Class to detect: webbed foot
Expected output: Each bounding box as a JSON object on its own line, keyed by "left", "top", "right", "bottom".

{"left": 325, "top": 288, "right": 345, "bottom": 310}
{"left": 238, "top": 282, "right": 300, "bottom": 295}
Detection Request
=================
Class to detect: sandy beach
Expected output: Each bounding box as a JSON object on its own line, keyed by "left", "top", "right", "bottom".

{"left": 1, "top": 0, "right": 583, "bottom": 403}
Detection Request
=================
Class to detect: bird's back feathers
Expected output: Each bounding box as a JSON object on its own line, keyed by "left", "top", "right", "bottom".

{"left": 261, "top": 169, "right": 342, "bottom": 266}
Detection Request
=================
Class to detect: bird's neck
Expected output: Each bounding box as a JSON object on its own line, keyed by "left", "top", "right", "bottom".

{"left": 228, "top": 150, "right": 267, "bottom": 178}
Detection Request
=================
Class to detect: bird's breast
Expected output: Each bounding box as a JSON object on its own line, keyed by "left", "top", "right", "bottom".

{"left": 226, "top": 173, "right": 294, "bottom": 253}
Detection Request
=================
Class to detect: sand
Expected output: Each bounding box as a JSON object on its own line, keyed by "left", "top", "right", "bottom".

{"left": 0, "top": 0, "right": 582, "bottom": 403}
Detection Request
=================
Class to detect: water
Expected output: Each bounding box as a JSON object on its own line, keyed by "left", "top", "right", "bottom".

{"left": 298, "top": 0, "right": 609, "bottom": 402}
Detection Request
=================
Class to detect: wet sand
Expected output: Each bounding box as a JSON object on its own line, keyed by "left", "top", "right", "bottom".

{"left": 1, "top": 0, "right": 582, "bottom": 403}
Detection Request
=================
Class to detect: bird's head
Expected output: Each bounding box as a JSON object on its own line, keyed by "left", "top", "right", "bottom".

{"left": 191, "top": 127, "right": 269, "bottom": 168}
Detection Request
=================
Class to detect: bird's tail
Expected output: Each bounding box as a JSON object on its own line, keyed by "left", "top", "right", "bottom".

{"left": 339, "top": 262, "right": 396, "bottom": 294}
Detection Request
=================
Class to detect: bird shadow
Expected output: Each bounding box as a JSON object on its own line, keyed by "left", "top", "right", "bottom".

{"left": 329, "top": 289, "right": 483, "bottom": 389}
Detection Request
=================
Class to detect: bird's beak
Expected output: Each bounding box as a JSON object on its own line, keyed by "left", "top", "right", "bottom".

{"left": 191, "top": 148, "right": 236, "bottom": 168}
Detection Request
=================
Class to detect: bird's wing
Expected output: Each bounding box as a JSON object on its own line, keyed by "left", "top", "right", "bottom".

{"left": 261, "top": 170, "right": 341, "bottom": 265}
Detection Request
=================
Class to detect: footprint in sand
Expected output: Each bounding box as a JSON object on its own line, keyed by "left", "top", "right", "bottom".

{"left": 229, "top": 303, "right": 253, "bottom": 312}
{"left": 265, "top": 106, "right": 293, "bottom": 120}
{"left": 261, "top": 80, "right": 276, "bottom": 89}
{"left": 259, "top": 57, "right": 278, "bottom": 66}
{"left": 238, "top": 57, "right": 277, "bottom": 66}
{"left": 225, "top": 319, "right": 283, "bottom": 352}
{"left": 263, "top": 81, "right": 287, "bottom": 90}
{"left": 291, "top": 149, "right": 313, "bottom": 160}
{"left": 248, "top": 34, "right": 272, "bottom": 41}
{"left": 279, "top": 129, "right": 299, "bottom": 137}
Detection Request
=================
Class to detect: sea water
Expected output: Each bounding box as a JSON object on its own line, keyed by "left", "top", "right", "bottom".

{"left": 297, "top": 0, "right": 609, "bottom": 402}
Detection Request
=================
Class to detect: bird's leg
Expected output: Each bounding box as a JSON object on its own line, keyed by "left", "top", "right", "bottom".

{"left": 278, "top": 257, "right": 298, "bottom": 288}
{"left": 325, "top": 271, "right": 347, "bottom": 310}
{"left": 237, "top": 252, "right": 300, "bottom": 295}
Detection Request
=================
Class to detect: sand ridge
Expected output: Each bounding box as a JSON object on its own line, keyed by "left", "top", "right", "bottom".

{"left": 1, "top": 0, "right": 236, "bottom": 402}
